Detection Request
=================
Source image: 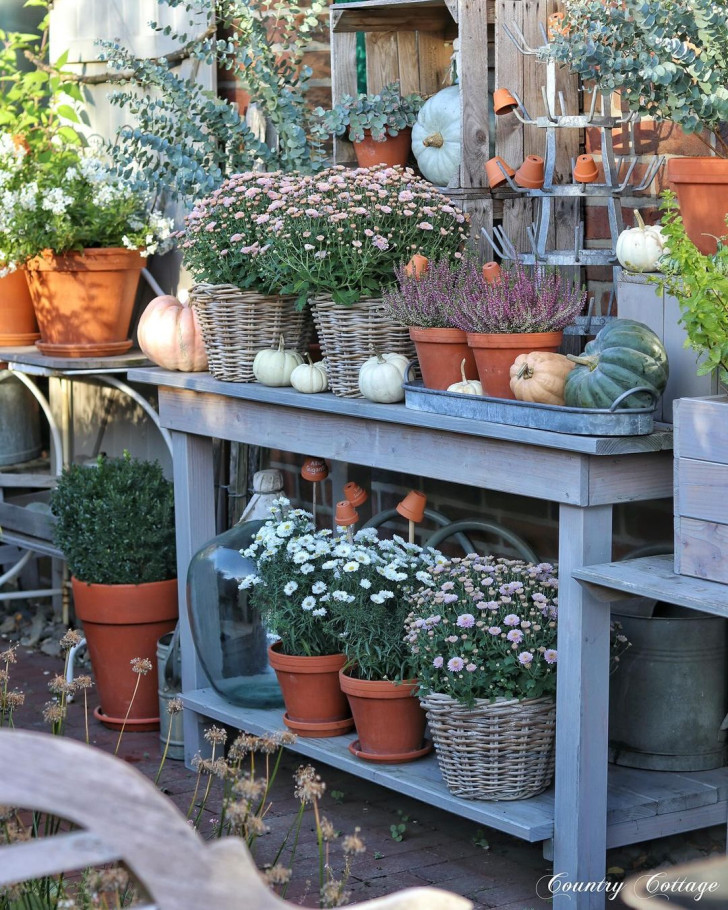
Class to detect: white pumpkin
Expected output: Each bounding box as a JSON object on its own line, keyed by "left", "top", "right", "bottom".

{"left": 447, "top": 359, "right": 483, "bottom": 395}
{"left": 358, "top": 353, "right": 408, "bottom": 403}
{"left": 252, "top": 336, "right": 303, "bottom": 386}
{"left": 411, "top": 86, "right": 461, "bottom": 187}
{"left": 290, "top": 356, "right": 328, "bottom": 393}
{"left": 615, "top": 210, "right": 667, "bottom": 273}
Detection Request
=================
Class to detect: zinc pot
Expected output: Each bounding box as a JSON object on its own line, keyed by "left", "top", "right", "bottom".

{"left": 72, "top": 577, "right": 178, "bottom": 731}
{"left": 25, "top": 247, "right": 146, "bottom": 357}
{"left": 0, "top": 371, "right": 41, "bottom": 466}
{"left": 267, "top": 642, "right": 354, "bottom": 737}
{"left": 352, "top": 129, "right": 411, "bottom": 169}
{"left": 466, "top": 331, "right": 563, "bottom": 399}
{"left": 339, "top": 670, "right": 432, "bottom": 763}
{"left": 0, "top": 270, "right": 40, "bottom": 346}
{"left": 409, "top": 326, "right": 477, "bottom": 390}
{"left": 667, "top": 157, "right": 728, "bottom": 255}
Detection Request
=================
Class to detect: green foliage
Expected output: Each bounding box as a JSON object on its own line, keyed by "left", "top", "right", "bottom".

{"left": 657, "top": 191, "right": 728, "bottom": 385}
{"left": 389, "top": 822, "right": 407, "bottom": 842}
{"left": 547, "top": 0, "right": 728, "bottom": 153}
{"left": 311, "top": 82, "right": 423, "bottom": 143}
{"left": 50, "top": 453, "right": 176, "bottom": 585}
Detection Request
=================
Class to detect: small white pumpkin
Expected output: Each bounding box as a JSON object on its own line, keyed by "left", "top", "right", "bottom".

{"left": 447, "top": 359, "right": 483, "bottom": 395}
{"left": 358, "top": 353, "right": 407, "bottom": 403}
{"left": 615, "top": 209, "right": 667, "bottom": 273}
{"left": 290, "top": 356, "right": 328, "bottom": 393}
{"left": 411, "top": 86, "right": 461, "bottom": 187}
{"left": 252, "top": 335, "right": 303, "bottom": 387}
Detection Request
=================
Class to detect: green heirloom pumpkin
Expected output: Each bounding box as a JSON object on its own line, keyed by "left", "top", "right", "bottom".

{"left": 563, "top": 319, "right": 669, "bottom": 409}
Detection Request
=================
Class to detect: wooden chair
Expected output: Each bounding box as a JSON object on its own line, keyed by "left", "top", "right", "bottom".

{"left": 0, "top": 730, "right": 471, "bottom": 910}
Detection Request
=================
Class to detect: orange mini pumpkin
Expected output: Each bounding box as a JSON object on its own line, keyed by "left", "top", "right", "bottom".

{"left": 137, "top": 295, "right": 208, "bottom": 372}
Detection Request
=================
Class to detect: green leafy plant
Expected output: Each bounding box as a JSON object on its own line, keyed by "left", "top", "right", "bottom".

{"left": 546, "top": 0, "right": 728, "bottom": 156}
{"left": 49, "top": 452, "right": 176, "bottom": 585}
{"left": 657, "top": 191, "right": 728, "bottom": 384}
{"left": 390, "top": 822, "right": 407, "bottom": 842}
{"left": 311, "top": 81, "right": 423, "bottom": 143}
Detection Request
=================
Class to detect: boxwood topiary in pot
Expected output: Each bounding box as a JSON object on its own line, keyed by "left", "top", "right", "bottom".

{"left": 50, "top": 452, "right": 178, "bottom": 730}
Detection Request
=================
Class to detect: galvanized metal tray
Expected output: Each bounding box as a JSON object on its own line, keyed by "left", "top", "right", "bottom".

{"left": 403, "top": 382, "right": 657, "bottom": 436}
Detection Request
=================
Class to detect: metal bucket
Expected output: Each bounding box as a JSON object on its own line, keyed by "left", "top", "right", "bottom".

{"left": 609, "top": 605, "right": 728, "bottom": 771}
{"left": 157, "top": 631, "right": 184, "bottom": 761}
{"left": 0, "top": 371, "right": 41, "bottom": 466}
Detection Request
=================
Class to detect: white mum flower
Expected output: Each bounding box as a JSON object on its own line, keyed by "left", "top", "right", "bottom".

{"left": 284, "top": 581, "right": 298, "bottom": 595}
{"left": 343, "top": 561, "right": 359, "bottom": 573}
{"left": 301, "top": 596, "right": 316, "bottom": 611}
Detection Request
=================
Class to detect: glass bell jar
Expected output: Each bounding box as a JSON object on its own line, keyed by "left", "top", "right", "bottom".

{"left": 187, "top": 471, "right": 284, "bottom": 708}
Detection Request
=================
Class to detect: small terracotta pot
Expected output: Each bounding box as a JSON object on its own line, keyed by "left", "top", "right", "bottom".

{"left": 493, "top": 88, "right": 518, "bottom": 116}
{"left": 335, "top": 500, "right": 359, "bottom": 526}
{"left": 481, "top": 262, "right": 502, "bottom": 285}
{"left": 573, "top": 154, "right": 599, "bottom": 184}
{"left": 268, "top": 643, "right": 353, "bottom": 737}
{"left": 0, "top": 270, "right": 40, "bottom": 346}
{"left": 485, "top": 156, "right": 515, "bottom": 188}
{"left": 343, "top": 482, "right": 368, "bottom": 507}
{"left": 667, "top": 157, "right": 728, "bottom": 255}
{"left": 352, "top": 128, "right": 411, "bottom": 169}
{"left": 404, "top": 254, "right": 429, "bottom": 278}
{"left": 339, "top": 671, "right": 432, "bottom": 763}
{"left": 409, "top": 326, "right": 477, "bottom": 390}
{"left": 396, "top": 490, "right": 426, "bottom": 523}
{"left": 301, "top": 457, "right": 329, "bottom": 482}
{"left": 514, "top": 155, "right": 545, "bottom": 190}
{"left": 467, "top": 331, "right": 563, "bottom": 399}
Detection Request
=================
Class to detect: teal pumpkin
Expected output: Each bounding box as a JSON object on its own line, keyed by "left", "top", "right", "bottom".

{"left": 564, "top": 319, "right": 669, "bottom": 409}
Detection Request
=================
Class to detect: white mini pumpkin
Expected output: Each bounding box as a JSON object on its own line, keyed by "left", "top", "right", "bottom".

{"left": 615, "top": 210, "right": 667, "bottom": 273}
{"left": 411, "top": 86, "right": 461, "bottom": 187}
{"left": 447, "top": 358, "right": 483, "bottom": 395}
{"left": 252, "top": 336, "right": 303, "bottom": 386}
{"left": 358, "top": 353, "right": 408, "bottom": 403}
{"left": 290, "top": 356, "right": 328, "bottom": 393}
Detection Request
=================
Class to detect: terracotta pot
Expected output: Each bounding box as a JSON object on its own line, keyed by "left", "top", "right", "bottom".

{"left": 573, "top": 154, "right": 599, "bottom": 184}
{"left": 301, "top": 457, "right": 329, "bottom": 482}
{"left": 409, "top": 326, "right": 477, "bottom": 390}
{"left": 405, "top": 254, "right": 429, "bottom": 278}
{"left": 493, "top": 88, "right": 518, "bottom": 116}
{"left": 485, "top": 156, "right": 515, "bottom": 188}
{"left": 0, "top": 270, "right": 40, "bottom": 346}
{"left": 352, "top": 129, "right": 411, "bottom": 169}
{"left": 335, "top": 499, "right": 359, "bottom": 527}
{"left": 343, "top": 481, "right": 368, "bottom": 506}
{"left": 667, "top": 157, "right": 728, "bottom": 255}
{"left": 267, "top": 642, "right": 354, "bottom": 737}
{"left": 25, "top": 247, "right": 146, "bottom": 357}
{"left": 339, "top": 671, "right": 432, "bottom": 762}
{"left": 514, "top": 155, "right": 545, "bottom": 190}
{"left": 72, "top": 577, "right": 178, "bottom": 731}
{"left": 481, "top": 262, "right": 502, "bottom": 285}
{"left": 467, "top": 331, "right": 563, "bottom": 399}
{"left": 396, "top": 489, "right": 426, "bottom": 523}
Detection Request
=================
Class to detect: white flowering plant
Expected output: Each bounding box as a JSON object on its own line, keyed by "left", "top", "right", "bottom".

{"left": 0, "top": 139, "right": 174, "bottom": 273}
{"left": 404, "top": 556, "right": 560, "bottom": 707}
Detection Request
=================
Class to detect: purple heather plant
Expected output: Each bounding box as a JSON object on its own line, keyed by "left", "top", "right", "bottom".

{"left": 381, "top": 258, "right": 465, "bottom": 328}
{"left": 452, "top": 260, "right": 587, "bottom": 334}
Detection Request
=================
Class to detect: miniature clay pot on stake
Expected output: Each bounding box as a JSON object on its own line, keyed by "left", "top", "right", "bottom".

{"left": 514, "top": 155, "right": 545, "bottom": 190}
{"left": 485, "top": 156, "right": 515, "bottom": 189}
{"left": 343, "top": 482, "right": 368, "bottom": 507}
{"left": 335, "top": 499, "right": 359, "bottom": 541}
{"left": 573, "top": 154, "right": 599, "bottom": 184}
{"left": 404, "top": 254, "right": 429, "bottom": 279}
{"left": 301, "top": 457, "right": 329, "bottom": 523}
{"left": 482, "top": 262, "right": 502, "bottom": 285}
{"left": 493, "top": 88, "right": 518, "bottom": 116}
{"left": 396, "top": 490, "right": 427, "bottom": 543}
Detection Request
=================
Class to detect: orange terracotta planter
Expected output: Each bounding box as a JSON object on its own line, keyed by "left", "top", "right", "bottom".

{"left": 0, "top": 270, "right": 40, "bottom": 346}
{"left": 267, "top": 643, "right": 354, "bottom": 737}
{"left": 409, "top": 326, "right": 477, "bottom": 390}
{"left": 25, "top": 247, "right": 146, "bottom": 357}
{"left": 353, "top": 129, "right": 411, "bottom": 169}
{"left": 667, "top": 157, "right": 728, "bottom": 255}
{"left": 72, "top": 577, "right": 178, "bottom": 731}
{"left": 467, "top": 331, "right": 563, "bottom": 399}
{"left": 339, "top": 671, "right": 432, "bottom": 763}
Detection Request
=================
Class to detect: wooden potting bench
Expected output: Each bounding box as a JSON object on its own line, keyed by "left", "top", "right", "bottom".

{"left": 130, "top": 368, "right": 728, "bottom": 910}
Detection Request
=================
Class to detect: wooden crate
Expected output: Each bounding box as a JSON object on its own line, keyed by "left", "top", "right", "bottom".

{"left": 674, "top": 395, "right": 728, "bottom": 584}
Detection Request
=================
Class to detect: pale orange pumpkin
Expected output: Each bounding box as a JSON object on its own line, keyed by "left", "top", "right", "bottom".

{"left": 137, "top": 295, "right": 208, "bottom": 372}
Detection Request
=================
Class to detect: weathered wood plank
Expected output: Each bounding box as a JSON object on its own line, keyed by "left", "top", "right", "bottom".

{"left": 587, "top": 453, "right": 673, "bottom": 505}
{"left": 330, "top": 28, "right": 358, "bottom": 164}
{"left": 0, "top": 473, "right": 56, "bottom": 489}
{"left": 676, "top": 458, "right": 728, "bottom": 523}
{"left": 606, "top": 801, "right": 728, "bottom": 850}
{"left": 415, "top": 31, "right": 454, "bottom": 95}
{"left": 395, "top": 31, "right": 420, "bottom": 95}
{"left": 675, "top": 517, "right": 728, "bottom": 585}
{"left": 611, "top": 766, "right": 718, "bottom": 816}
{"left": 674, "top": 395, "right": 728, "bottom": 463}
{"left": 457, "top": 0, "right": 490, "bottom": 189}
{"left": 365, "top": 31, "right": 401, "bottom": 91}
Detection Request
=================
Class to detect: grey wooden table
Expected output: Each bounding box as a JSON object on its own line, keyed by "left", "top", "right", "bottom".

{"left": 130, "top": 368, "right": 686, "bottom": 910}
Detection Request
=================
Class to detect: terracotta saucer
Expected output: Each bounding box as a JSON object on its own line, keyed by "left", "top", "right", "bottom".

{"left": 93, "top": 706, "right": 160, "bottom": 733}
{"left": 282, "top": 712, "right": 355, "bottom": 738}
{"left": 36, "top": 338, "right": 133, "bottom": 358}
{"left": 347, "top": 738, "right": 433, "bottom": 764}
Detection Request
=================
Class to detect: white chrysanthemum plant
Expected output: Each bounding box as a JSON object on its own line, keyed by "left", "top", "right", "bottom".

{"left": 239, "top": 497, "right": 447, "bottom": 679}
{"left": 0, "top": 134, "right": 174, "bottom": 275}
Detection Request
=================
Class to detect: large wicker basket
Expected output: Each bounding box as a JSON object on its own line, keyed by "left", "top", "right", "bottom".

{"left": 190, "top": 284, "right": 312, "bottom": 382}
{"left": 311, "top": 297, "right": 415, "bottom": 398}
{"left": 420, "top": 693, "right": 556, "bottom": 801}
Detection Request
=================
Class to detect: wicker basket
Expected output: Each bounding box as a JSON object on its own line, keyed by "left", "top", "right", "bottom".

{"left": 420, "top": 693, "right": 556, "bottom": 801}
{"left": 190, "top": 284, "right": 312, "bottom": 382}
{"left": 311, "top": 297, "right": 415, "bottom": 398}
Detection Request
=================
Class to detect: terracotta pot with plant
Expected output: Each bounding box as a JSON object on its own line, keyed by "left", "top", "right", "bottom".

{"left": 548, "top": 0, "right": 728, "bottom": 254}
{"left": 50, "top": 453, "right": 178, "bottom": 731}
{"left": 452, "top": 260, "right": 586, "bottom": 399}
{"left": 311, "top": 82, "right": 423, "bottom": 168}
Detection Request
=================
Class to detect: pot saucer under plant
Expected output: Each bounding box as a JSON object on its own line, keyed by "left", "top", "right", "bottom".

{"left": 93, "top": 706, "right": 160, "bottom": 733}
{"left": 348, "top": 738, "right": 433, "bottom": 764}
{"left": 282, "top": 712, "right": 355, "bottom": 738}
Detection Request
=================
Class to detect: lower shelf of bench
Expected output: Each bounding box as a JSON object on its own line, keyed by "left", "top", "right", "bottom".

{"left": 183, "top": 688, "right": 728, "bottom": 848}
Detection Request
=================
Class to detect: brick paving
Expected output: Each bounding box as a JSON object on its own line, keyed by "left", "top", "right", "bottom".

{"left": 4, "top": 642, "right": 725, "bottom": 909}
